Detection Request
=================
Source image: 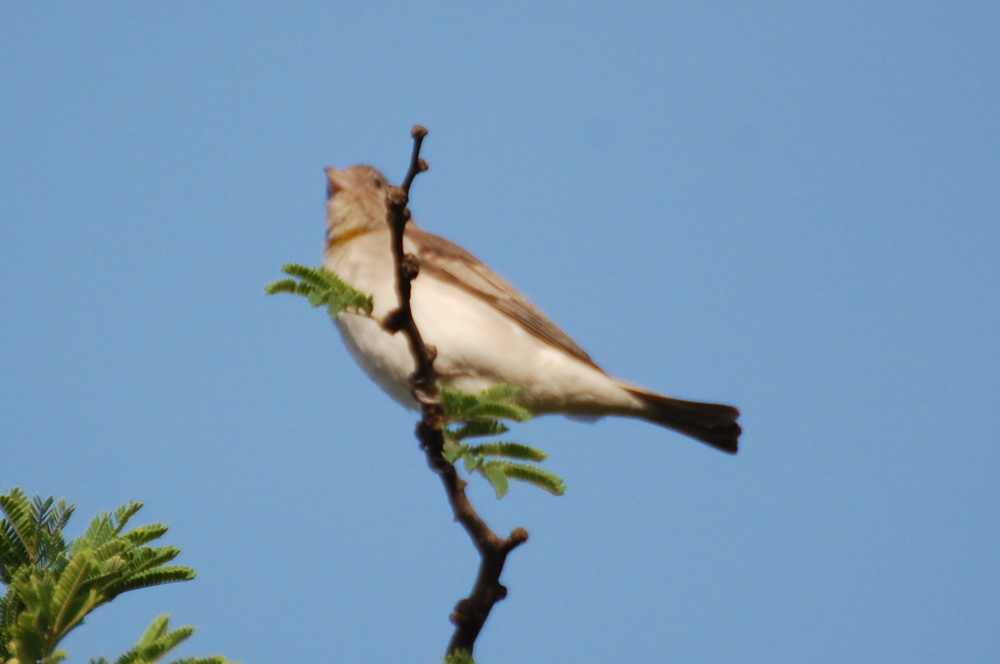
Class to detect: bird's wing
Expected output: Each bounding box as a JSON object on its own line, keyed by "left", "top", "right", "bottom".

{"left": 409, "top": 227, "right": 602, "bottom": 371}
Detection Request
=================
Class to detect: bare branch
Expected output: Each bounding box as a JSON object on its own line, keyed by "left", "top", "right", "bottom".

{"left": 402, "top": 124, "right": 430, "bottom": 194}
{"left": 384, "top": 125, "right": 528, "bottom": 658}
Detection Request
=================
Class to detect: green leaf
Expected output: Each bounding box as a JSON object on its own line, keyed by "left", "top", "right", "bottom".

{"left": 51, "top": 551, "right": 97, "bottom": 639}
{"left": 443, "top": 649, "right": 475, "bottom": 664}
{"left": 445, "top": 420, "right": 509, "bottom": 443}
{"left": 0, "top": 489, "right": 228, "bottom": 664}
{"left": 484, "top": 462, "right": 566, "bottom": 496}
{"left": 474, "top": 383, "right": 521, "bottom": 404}
{"left": 43, "top": 651, "right": 69, "bottom": 664}
{"left": 439, "top": 388, "right": 477, "bottom": 419}
{"left": 100, "top": 567, "right": 197, "bottom": 601}
{"left": 261, "top": 279, "right": 301, "bottom": 295}
{"left": 459, "top": 401, "right": 532, "bottom": 422}
{"left": 462, "top": 453, "right": 483, "bottom": 474}
{"left": 442, "top": 442, "right": 467, "bottom": 465}
{"left": 265, "top": 263, "right": 373, "bottom": 317}
{"left": 104, "top": 614, "right": 212, "bottom": 664}
{"left": 122, "top": 524, "right": 171, "bottom": 548}
{"left": 436, "top": 386, "right": 567, "bottom": 498}
{"left": 0, "top": 490, "right": 74, "bottom": 579}
{"left": 0, "top": 489, "right": 37, "bottom": 578}
{"left": 440, "top": 385, "right": 531, "bottom": 423}
{"left": 467, "top": 442, "right": 548, "bottom": 462}
{"left": 278, "top": 263, "right": 329, "bottom": 286}
{"left": 71, "top": 501, "right": 144, "bottom": 557}
{"left": 481, "top": 464, "right": 510, "bottom": 499}
{"left": 111, "top": 502, "right": 144, "bottom": 536}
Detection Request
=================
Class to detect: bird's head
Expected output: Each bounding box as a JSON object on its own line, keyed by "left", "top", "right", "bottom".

{"left": 324, "top": 164, "right": 392, "bottom": 248}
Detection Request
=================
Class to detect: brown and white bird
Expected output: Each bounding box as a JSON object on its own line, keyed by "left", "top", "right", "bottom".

{"left": 323, "top": 165, "right": 741, "bottom": 453}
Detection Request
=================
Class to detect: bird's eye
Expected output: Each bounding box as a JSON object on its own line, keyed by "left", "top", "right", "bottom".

{"left": 373, "top": 178, "right": 384, "bottom": 189}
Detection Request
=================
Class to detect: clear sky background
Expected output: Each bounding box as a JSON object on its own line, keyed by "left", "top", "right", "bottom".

{"left": 2, "top": 3, "right": 998, "bottom": 663}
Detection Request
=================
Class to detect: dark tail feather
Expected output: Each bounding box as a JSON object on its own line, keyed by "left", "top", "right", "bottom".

{"left": 625, "top": 388, "right": 741, "bottom": 454}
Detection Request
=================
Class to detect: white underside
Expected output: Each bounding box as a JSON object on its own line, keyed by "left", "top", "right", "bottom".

{"left": 327, "top": 231, "right": 647, "bottom": 418}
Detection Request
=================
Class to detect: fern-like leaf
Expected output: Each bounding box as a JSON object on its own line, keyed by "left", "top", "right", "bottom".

{"left": 481, "top": 464, "right": 511, "bottom": 499}
{"left": 459, "top": 401, "right": 532, "bottom": 422}
{"left": 0, "top": 490, "right": 73, "bottom": 577}
{"left": 462, "top": 453, "right": 484, "bottom": 474}
{"left": 473, "top": 383, "right": 522, "bottom": 405}
{"left": 2, "top": 489, "right": 231, "bottom": 664}
{"left": 482, "top": 462, "right": 566, "bottom": 496}
{"left": 137, "top": 614, "right": 173, "bottom": 644}
{"left": 439, "top": 389, "right": 477, "bottom": 419}
{"left": 0, "top": 490, "right": 35, "bottom": 581}
{"left": 115, "top": 615, "right": 194, "bottom": 664}
{"left": 437, "top": 385, "right": 567, "bottom": 497}
{"left": 261, "top": 279, "right": 302, "bottom": 296}
{"left": 467, "top": 442, "right": 548, "bottom": 462}
{"left": 440, "top": 385, "right": 531, "bottom": 423}
{"left": 441, "top": 442, "right": 467, "bottom": 465}
{"left": 70, "top": 502, "right": 144, "bottom": 557}
{"left": 110, "top": 502, "right": 144, "bottom": 536}
{"left": 51, "top": 551, "right": 96, "bottom": 639}
{"left": 445, "top": 420, "right": 509, "bottom": 443}
{"left": 99, "top": 614, "right": 238, "bottom": 664}
{"left": 100, "top": 567, "right": 197, "bottom": 601}
{"left": 122, "top": 524, "right": 171, "bottom": 548}
{"left": 278, "top": 263, "right": 329, "bottom": 285}
{"left": 265, "top": 263, "right": 373, "bottom": 317}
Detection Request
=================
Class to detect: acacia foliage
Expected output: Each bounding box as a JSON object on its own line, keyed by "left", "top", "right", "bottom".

{"left": 0, "top": 489, "right": 235, "bottom": 664}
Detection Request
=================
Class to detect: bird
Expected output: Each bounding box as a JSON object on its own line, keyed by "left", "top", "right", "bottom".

{"left": 322, "top": 164, "right": 741, "bottom": 454}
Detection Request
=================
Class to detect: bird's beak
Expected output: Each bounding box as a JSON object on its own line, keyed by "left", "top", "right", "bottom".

{"left": 325, "top": 168, "right": 351, "bottom": 198}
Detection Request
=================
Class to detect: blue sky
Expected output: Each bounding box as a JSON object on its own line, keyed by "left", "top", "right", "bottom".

{"left": 2, "top": 3, "right": 998, "bottom": 662}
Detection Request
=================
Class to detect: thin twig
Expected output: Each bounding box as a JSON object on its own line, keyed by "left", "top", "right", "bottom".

{"left": 384, "top": 125, "right": 529, "bottom": 658}
{"left": 402, "top": 125, "right": 429, "bottom": 194}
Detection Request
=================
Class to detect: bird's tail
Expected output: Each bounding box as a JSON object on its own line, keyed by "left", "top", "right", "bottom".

{"left": 623, "top": 387, "right": 741, "bottom": 454}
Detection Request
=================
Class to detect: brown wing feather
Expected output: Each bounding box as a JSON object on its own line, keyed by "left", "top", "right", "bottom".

{"left": 408, "top": 227, "right": 603, "bottom": 371}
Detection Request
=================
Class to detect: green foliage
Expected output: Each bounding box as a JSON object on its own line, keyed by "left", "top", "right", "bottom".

{"left": 0, "top": 489, "right": 236, "bottom": 664}
{"left": 441, "top": 384, "right": 531, "bottom": 424}
{"left": 442, "top": 649, "right": 475, "bottom": 664}
{"left": 0, "top": 492, "right": 74, "bottom": 586}
{"left": 265, "top": 263, "right": 373, "bottom": 318}
{"left": 442, "top": 386, "right": 566, "bottom": 498}
{"left": 89, "top": 615, "right": 231, "bottom": 664}
{"left": 265, "top": 263, "right": 566, "bottom": 498}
